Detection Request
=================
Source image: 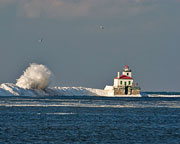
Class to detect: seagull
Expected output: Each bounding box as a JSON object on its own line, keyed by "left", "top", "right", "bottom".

{"left": 100, "top": 25, "right": 104, "bottom": 30}
{"left": 38, "top": 38, "right": 43, "bottom": 43}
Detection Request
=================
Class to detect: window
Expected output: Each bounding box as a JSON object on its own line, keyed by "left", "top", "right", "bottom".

{"left": 120, "top": 81, "right": 122, "bottom": 85}
{"left": 127, "top": 73, "right": 129, "bottom": 76}
{"left": 124, "top": 82, "right": 127, "bottom": 86}
{"left": 129, "top": 81, "right": 131, "bottom": 85}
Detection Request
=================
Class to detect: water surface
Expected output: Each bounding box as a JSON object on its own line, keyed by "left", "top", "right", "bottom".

{"left": 0, "top": 96, "right": 180, "bottom": 143}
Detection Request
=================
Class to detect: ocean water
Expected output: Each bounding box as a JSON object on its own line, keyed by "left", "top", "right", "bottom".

{"left": 0, "top": 96, "right": 180, "bottom": 144}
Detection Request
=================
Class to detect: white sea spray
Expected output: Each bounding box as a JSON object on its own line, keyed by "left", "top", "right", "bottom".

{"left": 16, "top": 63, "right": 52, "bottom": 89}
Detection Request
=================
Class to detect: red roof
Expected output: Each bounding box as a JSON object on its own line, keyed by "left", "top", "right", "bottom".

{"left": 114, "top": 75, "right": 132, "bottom": 79}
{"left": 125, "top": 65, "right": 129, "bottom": 68}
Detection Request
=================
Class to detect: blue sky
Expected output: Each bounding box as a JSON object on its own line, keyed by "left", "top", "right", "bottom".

{"left": 0, "top": 0, "right": 180, "bottom": 91}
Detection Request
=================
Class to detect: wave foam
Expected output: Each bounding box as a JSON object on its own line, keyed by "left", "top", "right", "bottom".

{"left": 16, "top": 63, "right": 52, "bottom": 90}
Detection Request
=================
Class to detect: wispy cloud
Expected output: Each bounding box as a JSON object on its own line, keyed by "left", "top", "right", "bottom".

{"left": 0, "top": 0, "right": 157, "bottom": 18}
{"left": 0, "top": 0, "right": 15, "bottom": 7}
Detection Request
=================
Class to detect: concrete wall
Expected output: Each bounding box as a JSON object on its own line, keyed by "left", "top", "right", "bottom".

{"left": 114, "top": 86, "right": 140, "bottom": 95}
{"left": 114, "top": 87, "right": 125, "bottom": 95}
{"left": 132, "top": 89, "right": 140, "bottom": 95}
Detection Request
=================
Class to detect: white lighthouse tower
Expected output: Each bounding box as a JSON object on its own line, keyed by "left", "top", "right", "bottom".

{"left": 114, "top": 65, "right": 133, "bottom": 88}
{"left": 122, "top": 65, "right": 132, "bottom": 77}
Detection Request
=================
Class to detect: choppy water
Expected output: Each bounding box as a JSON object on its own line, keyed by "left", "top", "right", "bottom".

{"left": 0, "top": 96, "right": 180, "bottom": 144}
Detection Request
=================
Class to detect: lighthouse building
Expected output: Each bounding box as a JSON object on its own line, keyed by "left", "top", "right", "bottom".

{"left": 114, "top": 65, "right": 133, "bottom": 88}
{"left": 104, "top": 65, "right": 140, "bottom": 96}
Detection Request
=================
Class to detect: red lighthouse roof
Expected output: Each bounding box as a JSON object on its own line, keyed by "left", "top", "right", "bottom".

{"left": 114, "top": 75, "right": 132, "bottom": 79}
{"left": 125, "top": 65, "right": 129, "bottom": 68}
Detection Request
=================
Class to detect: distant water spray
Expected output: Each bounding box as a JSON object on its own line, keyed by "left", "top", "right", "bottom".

{"left": 16, "top": 63, "right": 52, "bottom": 89}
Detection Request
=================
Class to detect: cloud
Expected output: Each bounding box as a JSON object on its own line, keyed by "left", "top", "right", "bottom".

{"left": 0, "top": 0, "right": 156, "bottom": 18}
{"left": 0, "top": 0, "right": 15, "bottom": 7}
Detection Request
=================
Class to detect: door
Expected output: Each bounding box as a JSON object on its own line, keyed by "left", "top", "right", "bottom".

{"left": 125, "top": 86, "right": 128, "bottom": 95}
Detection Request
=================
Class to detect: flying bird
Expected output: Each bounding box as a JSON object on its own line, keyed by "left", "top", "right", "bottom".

{"left": 38, "top": 38, "right": 43, "bottom": 43}
{"left": 100, "top": 25, "right": 104, "bottom": 29}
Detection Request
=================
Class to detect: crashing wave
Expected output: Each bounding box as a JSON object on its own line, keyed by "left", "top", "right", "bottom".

{"left": 0, "top": 83, "right": 47, "bottom": 96}
{"left": 0, "top": 63, "right": 109, "bottom": 96}
{"left": 0, "top": 83, "right": 107, "bottom": 96}
{"left": 16, "top": 63, "right": 52, "bottom": 89}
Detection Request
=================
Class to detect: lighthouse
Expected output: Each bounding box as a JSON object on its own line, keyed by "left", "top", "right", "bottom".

{"left": 104, "top": 65, "right": 140, "bottom": 96}
{"left": 114, "top": 65, "right": 133, "bottom": 88}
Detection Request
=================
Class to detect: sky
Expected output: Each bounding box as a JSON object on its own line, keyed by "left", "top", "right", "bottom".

{"left": 0, "top": 0, "right": 180, "bottom": 91}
